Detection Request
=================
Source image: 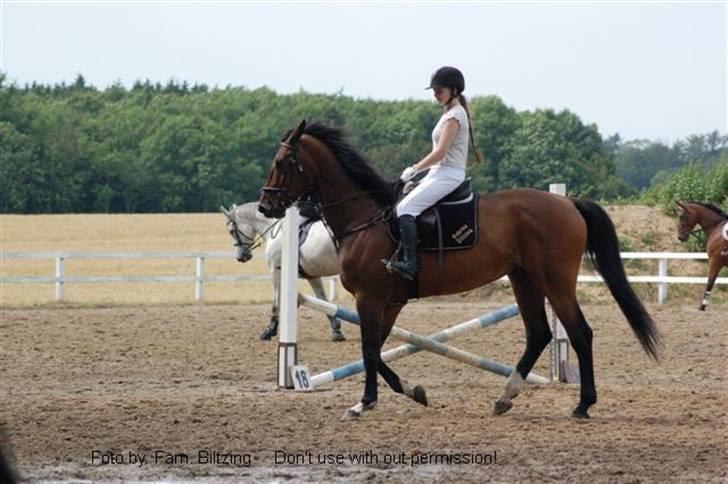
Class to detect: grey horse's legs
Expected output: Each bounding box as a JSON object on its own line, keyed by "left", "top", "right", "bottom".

{"left": 308, "top": 278, "right": 345, "bottom": 342}
{"left": 260, "top": 266, "right": 281, "bottom": 341}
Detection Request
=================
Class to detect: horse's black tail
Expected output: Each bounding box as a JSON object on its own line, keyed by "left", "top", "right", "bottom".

{"left": 572, "top": 198, "right": 662, "bottom": 360}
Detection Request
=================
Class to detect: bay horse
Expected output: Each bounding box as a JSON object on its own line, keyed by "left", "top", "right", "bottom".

{"left": 221, "top": 202, "right": 344, "bottom": 341}
{"left": 259, "top": 120, "right": 661, "bottom": 419}
{"left": 676, "top": 201, "right": 728, "bottom": 310}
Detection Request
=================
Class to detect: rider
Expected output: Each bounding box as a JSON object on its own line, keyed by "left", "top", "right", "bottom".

{"left": 386, "top": 66, "right": 483, "bottom": 281}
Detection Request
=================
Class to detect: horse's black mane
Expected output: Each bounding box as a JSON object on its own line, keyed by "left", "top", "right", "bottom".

{"left": 690, "top": 202, "right": 728, "bottom": 219}
{"left": 293, "top": 122, "right": 395, "bottom": 206}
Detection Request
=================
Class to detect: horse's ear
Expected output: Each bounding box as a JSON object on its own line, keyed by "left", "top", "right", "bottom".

{"left": 291, "top": 119, "right": 307, "bottom": 141}
{"left": 676, "top": 201, "right": 685, "bottom": 210}
{"left": 220, "top": 205, "right": 231, "bottom": 218}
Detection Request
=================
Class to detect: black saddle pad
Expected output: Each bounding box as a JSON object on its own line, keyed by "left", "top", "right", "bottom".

{"left": 389, "top": 190, "right": 479, "bottom": 251}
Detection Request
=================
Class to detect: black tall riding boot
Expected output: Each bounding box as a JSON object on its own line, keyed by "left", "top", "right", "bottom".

{"left": 387, "top": 215, "right": 418, "bottom": 281}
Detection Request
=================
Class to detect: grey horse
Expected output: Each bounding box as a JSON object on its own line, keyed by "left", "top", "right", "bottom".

{"left": 222, "top": 202, "right": 344, "bottom": 341}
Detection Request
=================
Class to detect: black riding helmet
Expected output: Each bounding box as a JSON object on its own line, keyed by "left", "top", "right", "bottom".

{"left": 426, "top": 66, "right": 465, "bottom": 94}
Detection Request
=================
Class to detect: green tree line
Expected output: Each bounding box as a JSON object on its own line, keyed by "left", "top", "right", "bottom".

{"left": 641, "top": 161, "right": 728, "bottom": 213}
{"left": 1, "top": 73, "right": 725, "bottom": 213}
{"left": 609, "top": 132, "right": 727, "bottom": 190}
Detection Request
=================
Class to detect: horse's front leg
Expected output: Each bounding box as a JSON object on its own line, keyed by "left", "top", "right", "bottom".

{"left": 308, "top": 277, "right": 345, "bottom": 342}
{"left": 344, "top": 295, "right": 385, "bottom": 419}
{"left": 260, "top": 265, "right": 281, "bottom": 340}
{"left": 377, "top": 304, "right": 428, "bottom": 408}
{"left": 699, "top": 257, "right": 723, "bottom": 311}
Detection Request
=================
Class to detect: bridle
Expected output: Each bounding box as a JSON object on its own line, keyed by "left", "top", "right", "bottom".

{"left": 681, "top": 211, "right": 705, "bottom": 245}
{"left": 227, "top": 214, "right": 281, "bottom": 254}
{"left": 261, "top": 140, "right": 313, "bottom": 207}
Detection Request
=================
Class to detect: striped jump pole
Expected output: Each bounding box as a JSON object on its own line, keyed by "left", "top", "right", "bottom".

{"left": 298, "top": 293, "right": 549, "bottom": 386}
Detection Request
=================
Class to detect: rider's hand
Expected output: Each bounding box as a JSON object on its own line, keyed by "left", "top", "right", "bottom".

{"left": 400, "top": 166, "right": 418, "bottom": 182}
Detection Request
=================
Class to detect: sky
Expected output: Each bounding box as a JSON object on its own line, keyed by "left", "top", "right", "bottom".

{"left": 1, "top": 1, "right": 726, "bottom": 142}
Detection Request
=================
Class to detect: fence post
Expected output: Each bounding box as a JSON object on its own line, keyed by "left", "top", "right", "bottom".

{"left": 195, "top": 256, "right": 205, "bottom": 302}
{"left": 658, "top": 258, "right": 668, "bottom": 304}
{"left": 55, "top": 256, "right": 64, "bottom": 302}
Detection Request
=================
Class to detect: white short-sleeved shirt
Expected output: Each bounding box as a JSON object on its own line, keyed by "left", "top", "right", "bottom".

{"left": 431, "top": 103, "right": 469, "bottom": 170}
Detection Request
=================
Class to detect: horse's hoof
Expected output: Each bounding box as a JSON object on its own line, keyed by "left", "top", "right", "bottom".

{"left": 331, "top": 330, "right": 346, "bottom": 342}
{"left": 493, "top": 400, "right": 513, "bottom": 416}
{"left": 412, "top": 385, "right": 428, "bottom": 407}
{"left": 698, "top": 305, "right": 706, "bottom": 312}
{"left": 571, "top": 408, "right": 591, "bottom": 419}
{"left": 259, "top": 328, "right": 276, "bottom": 341}
{"left": 342, "top": 401, "right": 376, "bottom": 420}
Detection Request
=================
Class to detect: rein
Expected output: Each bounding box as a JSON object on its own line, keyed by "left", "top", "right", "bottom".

{"left": 686, "top": 228, "right": 706, "bottom": 245}
{"left": 339, "top": 207, "right": 393, "bottom": 240}
{"left": 314, "top": 190, "right": 396, "bottom": 247}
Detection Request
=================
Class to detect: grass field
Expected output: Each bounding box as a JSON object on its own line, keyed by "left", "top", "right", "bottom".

{"left": 1, "top": 207, "right": 725, "bottom": 307}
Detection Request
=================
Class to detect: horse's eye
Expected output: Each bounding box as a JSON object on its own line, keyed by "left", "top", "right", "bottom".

{"left": 275, "top": 156, "right": 297, "bottom": 170}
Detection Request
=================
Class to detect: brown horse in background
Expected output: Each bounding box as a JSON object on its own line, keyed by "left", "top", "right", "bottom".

{"left": 676, "top": 201, "right": 728, "bottom": 310}
{"left": 259, "top": 120, "right": 661, "bottom": 419}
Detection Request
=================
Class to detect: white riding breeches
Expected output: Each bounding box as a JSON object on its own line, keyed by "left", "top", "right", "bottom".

{"left": 396, "top": 166, "right": 466, "bottom": 218}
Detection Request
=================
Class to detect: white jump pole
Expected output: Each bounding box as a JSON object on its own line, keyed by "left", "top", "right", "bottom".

{"left": 277, "top": 206, "right": 300, "bottom": 388}
{"left": 548, "top": 183, "right": 577, "bottom": 383}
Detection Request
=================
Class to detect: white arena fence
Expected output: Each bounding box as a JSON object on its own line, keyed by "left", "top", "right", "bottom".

{"left": 0, "top": 251, "right": 338, "bottom": 303}
{"left": 0, "top": 251, "right": 725, "bottom": 304}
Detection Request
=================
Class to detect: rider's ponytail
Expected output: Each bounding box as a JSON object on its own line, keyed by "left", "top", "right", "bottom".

{"left": 458, "top": 94, "right": 485, "bottom": 164}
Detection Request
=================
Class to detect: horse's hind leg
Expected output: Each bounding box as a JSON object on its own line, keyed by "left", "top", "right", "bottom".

{"left": 308, "top": 277, "right": 345, "bottom": 341}
{"left": 494, "top": 268, "right": 552, "bottom": 416}
{"left": 547, "top": 291, "right": 596, "bottom": 419}
{"left": 377, "top": 304, "right": 428, "bottom": 407}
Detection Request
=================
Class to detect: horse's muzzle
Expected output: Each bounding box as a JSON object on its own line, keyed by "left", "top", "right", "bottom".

{"left": 235, "top": 246, "right": 253, "bottom": 263}
{"left": 258, "top": 198, "right": 285, "bottom": 219}
{"left": 237, "top": 253, "right": 253, "bottom": 263}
